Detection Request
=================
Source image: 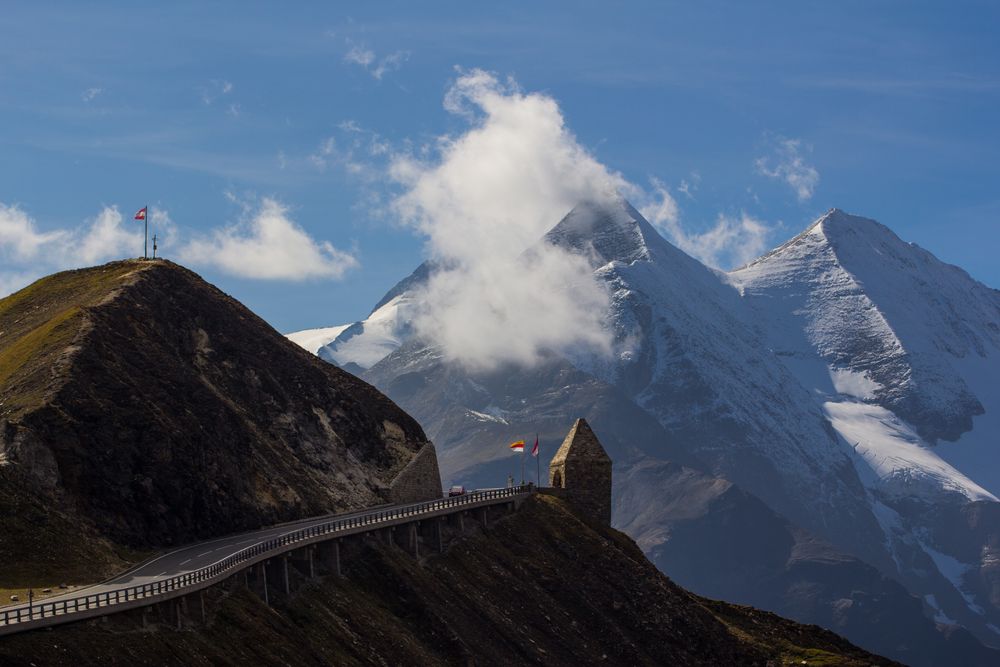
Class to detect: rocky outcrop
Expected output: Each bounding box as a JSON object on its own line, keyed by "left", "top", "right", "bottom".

{"left": 616, "top": 459, "right": 1000, "bottom": 667}
{"left": 0, "top": 260, "right": 441, "bottom": 556}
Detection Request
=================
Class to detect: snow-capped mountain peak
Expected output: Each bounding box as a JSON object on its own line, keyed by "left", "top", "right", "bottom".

{"left": 729, "top": 209, "right": 1000, "bottom": 643}
{"left": 544, "top": 196, "right": 660, "bottom": 266}
{"left": 732, "top": 208, "right": 1000, "bottom": 444}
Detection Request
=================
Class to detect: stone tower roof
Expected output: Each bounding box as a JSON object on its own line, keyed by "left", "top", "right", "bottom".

{"left": 550, "top": 418, "right": 611, "bottom": 467}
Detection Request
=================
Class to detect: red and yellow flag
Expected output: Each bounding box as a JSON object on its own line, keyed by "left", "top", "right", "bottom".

{"left": 509, "top": 440, "right": 525, "bottom": 452}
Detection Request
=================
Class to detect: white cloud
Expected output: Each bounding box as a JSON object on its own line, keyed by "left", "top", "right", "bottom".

{"left": 76, "top": 206, "right": 146, "bottom": 264}
{"left": 178, "top": 198, "right": 358, "bottom": 281}
{"left": 0, "top": 202, "right": 69, "bottom": 259}
{"left": 0, "top": 203, "right": 155, "bottom": 297}
{"left": 81, "top": 87, "right": 103, "bottom": 103}
{"left": 415, "top": 248, "right": 611, "bottom": 371}
{"left": 343, "top": 42, "right": 408, "bottom": 80}
{"left": 387, "top": 68, "right": 623, "bottom": 370}
{"left": 754, "top": 136, "right": 819, "bottom": 201}
{"left": 0, "top": 197, "right": 354, "bottom": 299}
{"left": 0, "top": 203, "right": 144, "bottom": 266}
{"left": 639, "top": 179, "right": 773, "bottom": 270}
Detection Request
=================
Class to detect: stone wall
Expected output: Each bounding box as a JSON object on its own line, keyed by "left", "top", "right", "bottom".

{"left": 558, "top": 459, "right": 612, "bottom": 526}
{"left": 387, "top": 442, "right": 443, "bottom": 504}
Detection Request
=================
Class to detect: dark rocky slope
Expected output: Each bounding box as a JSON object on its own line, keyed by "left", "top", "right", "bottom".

{"left": 0, "top": 496, "right": 896, "bottom": 667}
{"left": 365, "top": 341, "right": 1000, "bottom": 665}
{"left": 618, "top": 459, "right": 1000, "bottom": 666}
{"left": 0, "top": 260, "right": 439, "bottom": 584}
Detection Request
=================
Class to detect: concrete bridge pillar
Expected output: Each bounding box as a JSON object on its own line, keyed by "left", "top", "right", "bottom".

{"left": 408, "top": 523, "right": 419, "bottom": 558}
{"left": 321, "top": 539, "right": 342, "bottom": 577}
{"left": 420, "top": 518, "right": 444, "bottom": 553}
{"left": 255, "top": 561, "right": 270, "bottom": 606}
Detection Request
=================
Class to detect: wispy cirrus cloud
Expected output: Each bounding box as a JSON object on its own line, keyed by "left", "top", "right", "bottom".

{"left": 305, "top": 126, "right": 388, "bottom": 178}
{"left": 789, "top": 74, "right": 1000, "bottom": 96}
{"left": 754, "top": 136, "right": 819, "bottom": 202}
{"left": 677, "top": 171, "right": 700, "bottom": 200}
{"left": 308, "top": 137, "right": 337, "bottom": 170}
{"left": 343, "top": 41, "right": 409, "bottom": 80}
{"left": 200, "top": 79, "right": 234, "bottom": 106}
{"left": 81, "top": 87, "right": 104, "bottom": 103}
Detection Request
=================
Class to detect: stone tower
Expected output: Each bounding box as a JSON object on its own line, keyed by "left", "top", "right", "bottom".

{"left": 548, "top": 418, "right": 612, "bottom": 525}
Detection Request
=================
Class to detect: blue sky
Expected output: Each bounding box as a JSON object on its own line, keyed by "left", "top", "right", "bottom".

{"left": 1, "top": 1, "right": 998, "bottom": 332}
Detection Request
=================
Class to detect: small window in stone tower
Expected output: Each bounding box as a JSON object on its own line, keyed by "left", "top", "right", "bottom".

{"left": 552, "top": 469, "right": 564, "bottom": 488}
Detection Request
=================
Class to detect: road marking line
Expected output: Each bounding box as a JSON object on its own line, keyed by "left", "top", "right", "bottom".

{"left": 179, "top": 558, "right": 192, "bottom": 566}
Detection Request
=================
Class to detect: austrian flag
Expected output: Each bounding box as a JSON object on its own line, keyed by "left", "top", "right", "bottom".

{"left": 134, "top": 207, "right": 147, "bottom": 221}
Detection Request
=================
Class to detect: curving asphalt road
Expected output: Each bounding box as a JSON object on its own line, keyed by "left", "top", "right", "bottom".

{"left": 2, "top": 499, "right": 421, "bottom": 617}
{"left": 0, "top": 487, "right": 529, "bottom": 634}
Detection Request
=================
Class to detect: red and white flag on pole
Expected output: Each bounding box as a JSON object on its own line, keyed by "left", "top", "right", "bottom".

{"left": 531, "top": 435, "right": 539, "bottom": 457}
{"left": 134, "top": 207, "right": 147, "bottom": 221}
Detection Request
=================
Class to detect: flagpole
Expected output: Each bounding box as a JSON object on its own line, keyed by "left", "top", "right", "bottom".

{"left": 144, "top": 204, "right": 149, "bottom": 260}
{"left": 536, "top": 433, "right": 540, "bottom": 487}
{"left": 521, "top": 445, "right": 525, "bottom": 486}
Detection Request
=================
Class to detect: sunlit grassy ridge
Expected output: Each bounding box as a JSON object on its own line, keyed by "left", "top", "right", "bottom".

{"left": 0, "top": 261, "right": 149, "bottom": 417}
